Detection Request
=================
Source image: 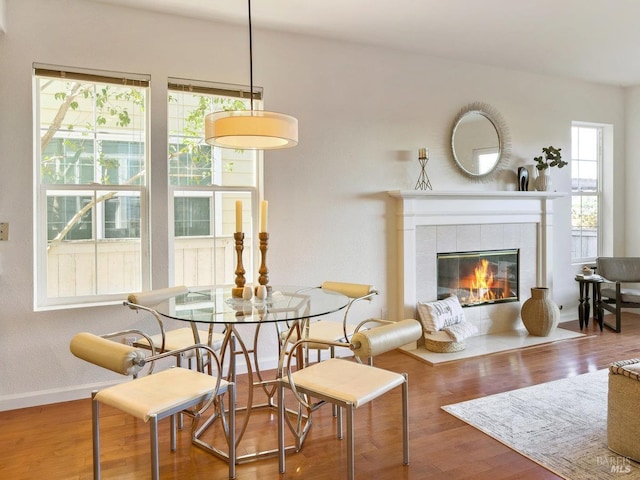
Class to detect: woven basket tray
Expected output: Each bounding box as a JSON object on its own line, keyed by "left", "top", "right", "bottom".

{"left": 424, "top": 331, "right": 465, "bottom": 353}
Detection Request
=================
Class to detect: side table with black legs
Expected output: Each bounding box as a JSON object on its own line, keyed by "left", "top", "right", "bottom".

{"left": 575, "top": 274, "right": 604, "bottom": 331}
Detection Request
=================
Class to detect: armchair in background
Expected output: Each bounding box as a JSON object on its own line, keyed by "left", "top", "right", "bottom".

{"left": 596, "top": 257, "right": 640, "bottom": 333}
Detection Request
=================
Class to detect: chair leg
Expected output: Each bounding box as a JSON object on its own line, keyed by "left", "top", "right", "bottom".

{"left": 402, "top": 374, "right": 409, "bottom": 465}
{"left": 346, "top": 404, "right": 355, "bottom": 480}
{"left": 150, "top": 416, "right": 160, "bottom": 480}
{"left": 91, "top": 393, "right": 101, "bottom": 480}
{"left": 170, "top": 414, "right": 177, "bottom": 451}
{"left": 337, "top": 405, "right": 343, "bottom": 439}
{"left": 330, "top": 346, "right": 338, "bottom": 418}
{"left": 228, "top": 384, "right": 236, "bottom": 479}
{"left": 176, "top": 354, "right": 184, "bottom": 430}
{"left": 278, "top": 382, "right": 286, "bottom": 474}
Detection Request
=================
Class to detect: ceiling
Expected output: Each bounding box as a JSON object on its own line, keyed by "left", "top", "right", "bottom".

{"left": 87, "top": 0, "right": 640, "bottom": 87}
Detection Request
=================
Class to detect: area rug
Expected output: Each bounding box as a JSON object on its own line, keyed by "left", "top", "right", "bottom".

{"left": 442, "top": 369, "right": 640, "bottom": 479}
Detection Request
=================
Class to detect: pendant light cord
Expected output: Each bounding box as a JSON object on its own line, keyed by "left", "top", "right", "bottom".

{"left": 248, "top": 0, "right": 254, "bottom": 112}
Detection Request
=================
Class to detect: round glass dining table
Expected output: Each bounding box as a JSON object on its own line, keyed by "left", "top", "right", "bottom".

{"left": 154, "top": 285, "right": 350, "bottom": 464}
{"left": 155, "top": 284, "right": 349, "bottom": 325}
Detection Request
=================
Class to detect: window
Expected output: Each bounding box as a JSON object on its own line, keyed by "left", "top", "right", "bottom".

{"left": 571, "top": 124, "right": 602, "bottom": 262}
{"left": 168, "top": 79, "right": 261, "bottom": 287}
{"left": 34, "top": 65, "right": 149, "bottom": 308}
{"left": 474, "top": 147, "right": 499, "bottom": 173}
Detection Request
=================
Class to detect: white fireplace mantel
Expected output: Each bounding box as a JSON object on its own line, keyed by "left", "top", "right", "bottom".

{"left": 388, "top": 190, "right": 566, "bottom": 322}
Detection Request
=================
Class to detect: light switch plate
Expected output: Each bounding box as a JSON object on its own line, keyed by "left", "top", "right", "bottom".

{"left": 0, "top": 223, "right": 8, "bottom": 241}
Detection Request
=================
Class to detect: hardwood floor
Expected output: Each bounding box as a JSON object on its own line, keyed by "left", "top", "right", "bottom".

{"left": 2, "top": 313, "right": 640, "bottom": 480}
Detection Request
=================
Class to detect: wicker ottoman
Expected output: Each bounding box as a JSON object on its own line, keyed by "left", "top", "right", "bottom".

{"left": 423, "top": 331, "right": 465, "bottom": 353}
{"left": 608, "top": 358, "right": 640, "bottom": 462}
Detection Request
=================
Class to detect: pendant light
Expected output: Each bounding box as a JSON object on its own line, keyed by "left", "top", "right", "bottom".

{"left": 204, "top": 0, "right": 298, "bottom": 150}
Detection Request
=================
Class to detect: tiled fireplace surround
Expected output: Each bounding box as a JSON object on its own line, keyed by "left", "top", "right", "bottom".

{"left": 389, "top": 191, "right": 564, "bottom": 336}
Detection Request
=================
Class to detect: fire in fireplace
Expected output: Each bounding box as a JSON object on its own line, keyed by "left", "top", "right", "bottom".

{"left": 437, "top": 249, "right": 519, "bottom": 307}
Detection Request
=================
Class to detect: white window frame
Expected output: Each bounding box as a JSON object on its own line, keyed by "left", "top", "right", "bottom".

{"left": 33, "top": 64, "right": 150, "bottom": 309}
{"left": 168, "top": 78, "right": 263, "bottom": 288}
{"left": 571, "top": 123, "right": 603, "bottom": 264}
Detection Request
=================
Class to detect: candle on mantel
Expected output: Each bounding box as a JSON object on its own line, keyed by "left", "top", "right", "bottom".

{"left": 260, "top": 200, "right": 268, "bottom": 232}
{"left": 235, "top": 200, "right": 242, "bottom": 233}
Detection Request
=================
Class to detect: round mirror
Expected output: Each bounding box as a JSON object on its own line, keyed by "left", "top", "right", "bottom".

{"left": 451, "top": 103, "right": 510, "bottom": 182}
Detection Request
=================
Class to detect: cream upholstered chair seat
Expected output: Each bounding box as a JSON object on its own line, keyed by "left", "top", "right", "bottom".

{"left": 135, "top": 327, "right": 224, "bottom": 357}
{"left": 285, "top": 321, "right": 357, "bottom": 350}
{"left": 282, "top": 358, "right": 405, "bottom": 407}
{"left": 70, "top": 332, "right": 235, "bottom": 480}
{"left": 95, "top": 366, "right": 223, "bottom": 422}
{"left": 278, "top": 318, "right": 422, "bottom": 480}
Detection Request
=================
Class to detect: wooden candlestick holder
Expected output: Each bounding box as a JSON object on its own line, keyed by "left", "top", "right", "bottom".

{"left": 232, "top": 232, "right": 246, "bottom": 298}
{"left": 257, "top": 232, "right": 272, "bottom": 297}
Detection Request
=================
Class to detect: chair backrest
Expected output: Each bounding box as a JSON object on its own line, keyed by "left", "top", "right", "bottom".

{"left": 70, "top": 332, "right": 147, "bottom": 376}
{"left": 350, "top": 319, "right": 422, "bottom": 359}
{"left": 597, "top": 257, "right": 640, "bottom": 282}
{"left": 321, "top": 281, "right": 376, "bottom": 300}
{"left": 126, "top": 285, "right": 189, "bottom": 308}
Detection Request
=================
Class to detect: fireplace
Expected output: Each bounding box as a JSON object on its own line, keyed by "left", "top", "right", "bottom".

{"left": 388, "top": 190, "right": 563, "bottom": 335}
{"left": 437, "top": 249, "right": 519, "bottom": 307}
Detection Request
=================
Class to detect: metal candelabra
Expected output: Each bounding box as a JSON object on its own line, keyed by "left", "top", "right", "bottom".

{"left": 415, "top": 148, "right": 432, "bottom": 190}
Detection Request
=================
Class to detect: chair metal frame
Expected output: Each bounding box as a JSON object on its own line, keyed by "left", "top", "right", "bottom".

{"left": 277, "top": 319, "right": 421, "bottom": 480}
{"left": 71, "top": 331, "right": 236, "bottom": 480}
{"left": 124, "top": 286, "right": 225, "bottom": 369}
{"left": 280, "top": 282, "right": 379, "bottom": 366}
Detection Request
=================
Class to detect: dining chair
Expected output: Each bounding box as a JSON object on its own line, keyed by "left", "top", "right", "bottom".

{"left": 278, "top": 318, "right": 422, "bottom": 480}
{"left": 124, "top": 286, "right": 225, "bottom": 370}
{"left": 70, "top": 331, "right": 236, "bottom": 480}
{"left": 281, "top": 281, "right": 378, "bottom": 364}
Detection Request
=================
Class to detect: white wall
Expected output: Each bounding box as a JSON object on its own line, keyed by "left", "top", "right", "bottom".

{"left": 0, "top": 0, "right": 627, "bottom": 410}
{"left": 625, "top": 86, "right": 640, "bottom": 255}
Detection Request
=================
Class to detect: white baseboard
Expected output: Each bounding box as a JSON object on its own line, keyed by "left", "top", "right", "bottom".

{"left": 0, "top": 355, "right": 276, "bottom": 412}
{"left": 0, "top": 380, "right": 120, "bottom": 412}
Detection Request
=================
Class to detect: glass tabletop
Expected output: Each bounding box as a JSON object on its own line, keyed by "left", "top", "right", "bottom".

{"left": 155, "top": 285, "right": 349, "bottom": 324}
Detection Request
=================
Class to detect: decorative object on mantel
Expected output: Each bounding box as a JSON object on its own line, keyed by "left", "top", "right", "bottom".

{"left": 520, "top": 287, "right": 560, "bottom": 336}
{"left": 534, "top": 146, "right": 567, "bottom": 191}
{"left": 415, "top": 147, "right": 432, "bottom": 190}
{"left": 450, "top": 102, "right": 511, "bottom": 183}
{"left": 517, "top": 166, "right": 529, "bottom": 191}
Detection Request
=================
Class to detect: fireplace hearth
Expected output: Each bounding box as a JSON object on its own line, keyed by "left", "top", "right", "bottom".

{"left": 437, "top": 249, "right": 519, "bottom": 307}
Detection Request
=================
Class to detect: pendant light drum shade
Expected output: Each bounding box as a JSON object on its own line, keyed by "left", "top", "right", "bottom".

{"left": 204, "top": 110, "right": 298, "bottom": 150}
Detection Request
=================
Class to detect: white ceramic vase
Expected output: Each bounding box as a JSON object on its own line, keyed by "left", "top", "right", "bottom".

{"left": 535, "top": 169, "right": 552, "bottom": 191}
{"left": 521, "top": 287, "right": 560, "bottom": 336}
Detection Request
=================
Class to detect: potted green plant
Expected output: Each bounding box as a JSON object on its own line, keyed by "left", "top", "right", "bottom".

{"left": 534, "top": 146, "right": 566, "bottom": 191}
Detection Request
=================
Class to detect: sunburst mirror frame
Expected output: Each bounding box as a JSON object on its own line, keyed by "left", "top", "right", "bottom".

{"left": 450, "top": 102, "right": 511, "bottom": 183}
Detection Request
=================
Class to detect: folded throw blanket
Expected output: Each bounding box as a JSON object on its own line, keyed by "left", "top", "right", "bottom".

{"left": 443, "top": 321, "right": 478, "bottom": 342}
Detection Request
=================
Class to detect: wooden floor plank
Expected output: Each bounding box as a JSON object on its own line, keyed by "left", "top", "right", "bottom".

{"left": 1, "top": 313, "right": 637, "bottom": 479}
